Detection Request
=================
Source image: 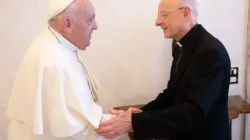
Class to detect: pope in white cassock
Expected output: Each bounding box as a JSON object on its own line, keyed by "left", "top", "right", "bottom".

{"left": 6, "top": 0, "right": 123, "bottom": 140}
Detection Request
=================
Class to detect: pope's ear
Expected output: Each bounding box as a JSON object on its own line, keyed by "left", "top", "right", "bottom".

{"left": 64, "top": 18, "right": 73, "bottom": 33}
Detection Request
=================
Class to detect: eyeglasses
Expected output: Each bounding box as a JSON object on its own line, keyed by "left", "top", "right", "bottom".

{"left": 158, "top": 7, "right": 185, "bottom": 19}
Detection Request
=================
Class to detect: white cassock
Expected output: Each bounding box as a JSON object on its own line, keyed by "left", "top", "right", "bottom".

{"left": 6, "top": 25, "right": 123, "bottom": 140}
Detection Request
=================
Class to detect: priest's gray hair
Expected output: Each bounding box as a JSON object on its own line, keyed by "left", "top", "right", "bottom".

{"left": 179, "top": 0, "right": 198, "bottom": 17}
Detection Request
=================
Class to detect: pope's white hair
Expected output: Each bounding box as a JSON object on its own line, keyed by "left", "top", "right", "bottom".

{"left": 179, "top": 0, "right": 198, "bottom": 17}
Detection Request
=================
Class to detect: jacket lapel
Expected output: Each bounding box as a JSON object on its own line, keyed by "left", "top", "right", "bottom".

{"left": 171, "top": 48, "right": 193, "bottom": 89}
{"left": 170, "top": 24, "right": 205, "bottom": 89}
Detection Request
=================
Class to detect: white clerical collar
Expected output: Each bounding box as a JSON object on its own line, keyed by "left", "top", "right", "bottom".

{"left": 176, "top": 41, "right": 182, "bottom": 47}
{"left": 48, "top": 26, "right": 78, "bottom": 52}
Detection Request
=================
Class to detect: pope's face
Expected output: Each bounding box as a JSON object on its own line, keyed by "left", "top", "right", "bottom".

{"left": 76, "top": 1, "right": 98, "bottom": 50}
{"left": 68, "top": 0, "right": 98, "bottom": 50}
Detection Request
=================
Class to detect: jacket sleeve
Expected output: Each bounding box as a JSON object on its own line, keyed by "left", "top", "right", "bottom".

{"left": 131, "top": 49, "right": 228, "bottom": 139}
{"left": 140, "top": 82, "right": 173, "bottom": 111}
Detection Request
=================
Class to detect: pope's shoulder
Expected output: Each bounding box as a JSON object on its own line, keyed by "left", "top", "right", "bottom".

{"left": 22, "top": 28, "right": 65, "bottom": 69}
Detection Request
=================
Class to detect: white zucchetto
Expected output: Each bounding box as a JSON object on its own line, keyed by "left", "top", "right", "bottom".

{"left": 47, "top": 0, "right": 74, "bottom": 20}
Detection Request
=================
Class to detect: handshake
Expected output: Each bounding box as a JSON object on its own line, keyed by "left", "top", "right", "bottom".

{"left": 95, "top": 107, "right": 143, "bottom": 139}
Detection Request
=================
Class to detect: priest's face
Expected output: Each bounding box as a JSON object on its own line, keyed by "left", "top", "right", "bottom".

{"left": 155, "top": 0, "right": 190, "bottom": 40}
{"left": 69, "top": 0, "right": 98, "bottom": 50}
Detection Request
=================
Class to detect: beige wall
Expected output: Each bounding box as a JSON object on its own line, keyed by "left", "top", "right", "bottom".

{"left": 244, "top": 0, "right": 250, "bottom": 139}
{"left": 0, "top": 0, "right": 248, "bottom": 140}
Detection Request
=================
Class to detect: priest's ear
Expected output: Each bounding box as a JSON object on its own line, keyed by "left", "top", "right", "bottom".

{"left": 182, "top": 7, "right": 191, "bottom": 21}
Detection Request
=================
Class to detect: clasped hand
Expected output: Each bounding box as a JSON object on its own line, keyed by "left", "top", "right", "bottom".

{"left": 95, "top": 107, "right": 142, "bottom": 139}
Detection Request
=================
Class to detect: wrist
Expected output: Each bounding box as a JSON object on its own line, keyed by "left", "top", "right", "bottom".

{"left": 128, "top": 114, "right": 133, "bottom": 132}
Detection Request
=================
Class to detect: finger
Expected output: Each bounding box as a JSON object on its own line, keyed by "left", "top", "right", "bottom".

{"left": 103, "top": 129, "right": 124, "bottom": 139}
{"left": 129, "top": 107, "right": 142, "bottom": 113}
{"left": 101, "top": 131, "right": 118, "bottom": 139}
{"left": 100, "top": 117, "right": 117, "bottom": 127}
{"left": 109, "top": 108, "right": 121, "bottom": 115}
{"left": 96, "top": 125, "right": 114, "bottom": 134}
{"left": 95, "top": 130, "right": 100, "bottom": 135}
{"left": 131, "top": 107, "right": 142, "bottom": 112}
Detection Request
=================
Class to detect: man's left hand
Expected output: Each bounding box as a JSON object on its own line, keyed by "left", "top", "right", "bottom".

{"left": 96, "top": 108, "right": 133, "bottom": 139}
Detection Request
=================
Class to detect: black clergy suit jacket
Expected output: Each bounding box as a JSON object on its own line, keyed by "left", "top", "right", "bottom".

{"left": 131, "top": 24, "right": 231, "bottom": 140}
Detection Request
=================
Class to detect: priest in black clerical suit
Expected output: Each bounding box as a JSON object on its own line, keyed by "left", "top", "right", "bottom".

{"left": 96, "top": 0, "right": 231, "bottom": 140}
{"left": 132, "top": 24, "right": 231, "bottom": 140}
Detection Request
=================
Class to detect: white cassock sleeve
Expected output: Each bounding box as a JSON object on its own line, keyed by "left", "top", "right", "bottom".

{"left": 36, "top": 64, "right": 103, "bottom": 138}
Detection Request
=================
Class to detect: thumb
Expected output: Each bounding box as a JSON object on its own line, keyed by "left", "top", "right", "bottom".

{"left": 128, "top": 107, "right": 143, "bottom": 113}
{"left": 109, "top": 108, "right": 121, "bottom": 115}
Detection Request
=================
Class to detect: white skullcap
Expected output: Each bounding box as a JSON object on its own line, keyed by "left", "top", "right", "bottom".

{"left": 47, "top": 0, "right": 74, "bottom": 20}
